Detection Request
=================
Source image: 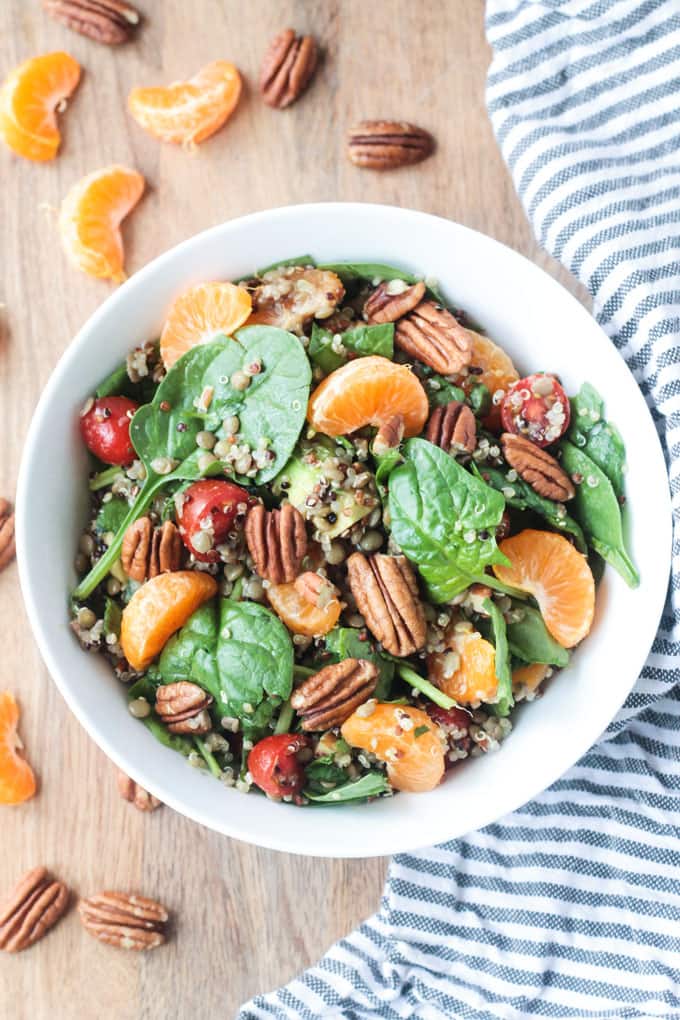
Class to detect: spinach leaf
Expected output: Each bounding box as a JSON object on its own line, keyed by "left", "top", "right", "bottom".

{"left": 257, "top": 254, "right": 315, "bottom": 275}
{"left": 568, "top": 383, "right": 626, "bottom": 497}
{"left": 141, "top": 716, "right": 194, "bottom": 757}
{"left": 559, "top": 441, "right": 638, "bottom": 588}
{"left": 374, "top": 447, "right": 403, "bottom": 493}
{"left": 417, "top": 366, "right": 466, "bottom": 409}
{"left": 317, "top": 261, "right": 447, "bottom": 305}
{"left": 96, "top": 363, "right": 129, "bottom": 398}
{"left": 74, "top": 328, "right": 311, "bottom": 600}
{"left": 95, "top": 496, "right": 130, "bottom": 535}
{"left": 305, "top": 771, "right": 390, "bottom": 803}
{"left": 304, "top": 755, "right": 350, "bottom": 792}
{"left": 103, "top": 597, "right": 122, "bottom": 638}
{"left": 127, "top": 672, "right": 162, "bottom": 701}
{"left": 324, "top": 627, "right": 394, "bottom": 700}
{"left": 482, "top": 598, "right": 513, "bottom": 717}
{"left": 468, "top": 383, "right": 492, "bottom": 418}
{"left": 159, "top": 598, "right": 294, "bottom": 740}
{"left": 388, "top": 438, "right": 508, "bottom": 601}
{"left": 308, "top": 321, "right": 394, "bottom": 374}
{"left": 478, "top": 463, "right": 587, "bottom": 553}
{"left": 506, "top": 604, "right": 570, "bottom": 667}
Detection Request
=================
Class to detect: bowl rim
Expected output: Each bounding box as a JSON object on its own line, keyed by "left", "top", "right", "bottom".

{"left": 15, "top": 202, "right": 673, "bottom": 857}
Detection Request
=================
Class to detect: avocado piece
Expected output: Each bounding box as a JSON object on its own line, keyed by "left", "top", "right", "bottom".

{"left": 272, "top": 445, "right": 371, "bottom": 539}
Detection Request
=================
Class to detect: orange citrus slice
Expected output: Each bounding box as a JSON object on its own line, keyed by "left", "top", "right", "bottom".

{"left": 159, "top": 281, "right": 252, "bottom": 369}
{"left": 342, "top": 703, "right": 444, "bottom": 793}
{"left": 512, "top": 662, "right": 550, "bottom": 695}
{"left": 463, "top": 330, "right": 519, "bottom": 398}
{"left": 267, "top": 580, "right": 342, "bottom": 637}
{"left": 428, "top": 628, "right": 498, "bottom": 705}
{"left": 121, "top": 570, "right": 217, "bottom": 671}
{"left": 0, "top": 51, "right": 80, "bottom": 162}
{"left": 128, "top": 61, "right": 241, "bottom": 146}
{"left": 58, "top": 165, "right": 145, "bottom": 282}
{"left": 307, "top": 356, "right": 429, "bottom": 438}
{"left": 0, "top": 692, "right": 36, "bottom": 805}
{"left": 493, "top": 529, "right": 595, "bottom": 648}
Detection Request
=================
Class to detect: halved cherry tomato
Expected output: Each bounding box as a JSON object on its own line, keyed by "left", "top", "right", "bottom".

{"left": 500, "top": 373, "right": 570, "bottom": 447}
{"left": 248, "top": 733, "right": 309, "bottom": 799}
{"left": 426, "top": 704, "right": 471, "bottom": 733}
{"left": 177, "top": 479, "right": 255, "bottom": 563}
{"left": 80, "top": 396, "right": 139, "bottom": 465}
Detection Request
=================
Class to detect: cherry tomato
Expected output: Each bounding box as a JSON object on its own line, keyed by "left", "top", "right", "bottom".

{"left": 248, "top": 733, "right": 309, "bottom": 799}
{"left": 426, "top": 704, "right": 471, "bottom": 733}
{"left": 177, "top": 479, "right": 255, "bottom": 562}
{"left": 80, "top": 396, "right": 139, "bottom": 466}
{"left": 500, "top": 373, "right": 570, "bottom": 447}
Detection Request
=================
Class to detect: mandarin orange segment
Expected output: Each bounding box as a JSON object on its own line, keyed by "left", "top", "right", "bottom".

{"left": 493, "top": 529, "right": 595, "bottom": 648}
{"left": 0, "top": 692, "right": 37, "bottom": 805}
{"left": 159, "top": 281, "right": 252, "bottom": 369}
{"left": 58, "top": 165, "right": 145, "bottom": 282}
{"left": 428, "top": 628, "right": 498, "bottom": 705}
{"left": 266, "top": 580, "right": 342, "bottom": 637}
{"left": 512, "top": 662, "right": 550, "bottom": 695}
{"left": 307, "top": 356, "right": 428, "bottom": 438}
{"left": 341, "top": 703, "right": 444, "bottom": 793}
{"left": 128, "top": 61, "right": 241, "bottom": 145}
{"left": 462, "top": 330, "right": 519, "bottom": 398}
{"left": 121, "top": 570, "right": 218, "bottom": 671}
{"left": 0, "top": 51, "right": 80, "bottom": 162}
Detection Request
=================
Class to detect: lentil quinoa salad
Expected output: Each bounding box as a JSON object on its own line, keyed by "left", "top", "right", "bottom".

{"left": 70, "top": 257, "right": 638, "bottom": 805}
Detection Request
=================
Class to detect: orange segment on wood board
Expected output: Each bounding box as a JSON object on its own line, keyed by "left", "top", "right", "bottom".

{"left": 121, "top": 571, "right": 218, "bottom": 671}
{"left": 128, "top": 61, "right": 242, "bottom": 145}
{"left": 266, "top": 578, "right": 342, "bottom": 637}
{"left": 493, "top": 529, "right": 595, "bottom": 648}
{"left": 307, "top": 356, "right": 429, "bottom": 438}
{"left": 0, "top": 51, "right": 80, "bottom": 162}
{"left": 428, "top": 627, "right": 498, "bottom": 705}
{"left": 58, "top": 165, "right": 145, "bottom": 282}
{"left": 159, "top": 281, "right": 252, "bottom": 369}
{"left": 0, "top": 692, "right": 36, "bottom": 805}
{"left": 342, "top": 703, "right": 444, "bottom": 793}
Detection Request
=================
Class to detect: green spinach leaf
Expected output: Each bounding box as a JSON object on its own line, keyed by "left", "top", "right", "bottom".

{"left": 103, "top": 597, "right": 122, "bottom": 638}
{"left": 568, "top": 383, "right": 626, "bottom": 497}
{"left": 560, "top": 441, "right": 638, "bottom": 588}
{"left": 256, "top": 254, "right": 316, "bottom": 275}
{"left": 482, "top": 598, "right": 513, "bottom": 717}
{"left": 468, "top": 383, "right": 492, "bottom": 418}
{"left": 304, "top": 771, "right": 390, "bottom": 803}
{"left": 141, "top": 716, "right": 194, "bottom": 757}
{"left": 417, "top": 366, "right": 466, "bottom": 409}
{"left": 308, "top": 321, "right": 394, "bottom": 374}
{"left": 304, "top": 755, "right": 350, "bottom": 792}
{"left": 506, "top": 604, "right": 570, "bottom": 667}
{"left": 95, "top": 496, "right": 130, "bottom": 535}
{"left": 317, "top": 261, "right": 447, "bottom": 305}
{"left": 388, "top": 438, "right": 508, "bottom": 601}
{"left": 324, "top": 627, "right": 394, "bottom": 700}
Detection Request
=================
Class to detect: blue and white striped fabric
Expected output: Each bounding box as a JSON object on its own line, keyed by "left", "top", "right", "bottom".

{"left": 239, "top": 2, "right": 680, "bottom": 1016}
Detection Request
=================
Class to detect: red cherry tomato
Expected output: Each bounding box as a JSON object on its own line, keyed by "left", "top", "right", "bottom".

{"left": 80, "top": 396, "right": 139, "bottom": 466}
{"left": 500, "top": 373, "right": 570, "bottom": 447}
{"left": 177, "top": 479, "right": 255, "bottom": 562}
{"left": 248, "top": 733, "right": 309, "bottom": 799}
{"left": 426, "top": 704, "right": 471, "bottom": 733}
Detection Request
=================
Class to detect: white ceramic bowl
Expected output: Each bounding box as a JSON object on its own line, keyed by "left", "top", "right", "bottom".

{"left": 16, "top": 203, "right": 671, "bottom": 857}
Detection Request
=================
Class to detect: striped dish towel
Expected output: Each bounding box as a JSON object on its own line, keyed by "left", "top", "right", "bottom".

{"left": 239, "top": 2, "right": 680, "bottom": 1017}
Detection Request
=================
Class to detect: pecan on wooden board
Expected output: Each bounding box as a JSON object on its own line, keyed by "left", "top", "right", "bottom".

{"left": 155, "top": 681, "right": 213, "bottom": 735}
{"left": 260, "top": 28, "right": 318, "bottom": 108}
{"left": 116, "top": 770, "right": 162, "bottom": 812}
{"left": 245, "top": 503, "right": 307, "bottom": 584}
{"left": 121, "top": 517, "right": 182, "bottom": 583}
{"left": 364, "top": 280, "right": 426, "bottom": 324}
{"left": 395, "top": 300, "right": 472, "bottom": 375}
{"left": 347, "top": 553, "right": 426, "bottom": 657}
{"left": 291, "top": 658, "right": 378, "bottom": 731}
{"left": 501, "top": 433, "right": 575, "bottom": 502}
{"left": 78, "top": 891, "right": 168, "bottom": 950}
{"left": 426, "top": 400, "right": 477, "bottom": 455}
{"left": 42, "top": 0, "right": 141, "bottom": 45}
{"left": 0, "top": 499, "right": 15, "bottom": 572}
{"left": 0, "top": 867, "right": 69, "bottom": 953}
{"left": 347, "top": 120, "right": 435, "bottom": 170}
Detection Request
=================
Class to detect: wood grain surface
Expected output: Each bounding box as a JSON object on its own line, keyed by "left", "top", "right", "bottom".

{"left": 0, "top": 3, "right": 586, "bottom": 1017}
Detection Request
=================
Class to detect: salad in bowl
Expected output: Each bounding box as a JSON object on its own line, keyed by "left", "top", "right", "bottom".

{"left": 69, "top": 256, "right": 637, "bottom": 807}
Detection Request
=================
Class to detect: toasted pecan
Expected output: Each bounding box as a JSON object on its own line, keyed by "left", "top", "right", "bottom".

{"left": 0, "top": 867, "right": 69, "bottom": 952}
{"left": 121, "top": 517, "right": 182, "bottom": 583}
{"left": 347, "top": 553, "right": 426, "bottom": 657}
{"left": 395, "top": 300, "right": 472, "bottom": 375}
{"left": 78, "top": 891, "right": 167, "bottom": 950}
{"left": 426, "top": 400, "right": 476, "bottom": 455}
{"left": 260, "top": 28, "right": 318, "bottom": 108}
{"left": 245, "top": 503, "right": 307, "bottom": 584}
{"left": 347, "top": 120, "right": 434, "bottom": 170}
{"left": 501, "top": 433, "right": 575, "bottom": 502}
{"left": 155, "top": 682, "right": 213, "bottom": 735}
{"left": 364, "top": 280, "right": 426, "bottom": 324}
{"left": 291, "top": 658, "right": 378, "bottom": 730}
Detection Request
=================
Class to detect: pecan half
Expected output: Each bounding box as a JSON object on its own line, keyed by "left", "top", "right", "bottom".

{"left": 294, "top": 571, "right": 341, "bottom": 608}
{"left": 0, "top": 867, "right": 69, "bottom": 953}
{"left": 155, "top": 682, "right": 213, "bottom": 735}
{"left": 0, "top": 499, "right": 15, "bottom": 572}
{"left": 347, "top": 553, "right": 426, "bottom": 657}
{"left": 121, "top": 517, "right": 182, "bottom": 582}
{"left": 364, "top": 280, "right": 426, "bottom": 324}
{"left": 426, "top": 400, "right": 476, "bottom": 455}
{"left": 245, "top": 503, "right": 307, "bottom": 584}
{"left": 78, "top": 891, "right": 167, "bottom": 950}
{"left": 395, "top": 301, "right": 472, "bottom": 375}
{"left": 116, "top": 770, "right": 161, "bottom": 812}
{"left": 260, "top": 28, "right": 318, "bottom": 109}
{"left": 291, "top": 659, "right": 378, "bottom": 731}
{"left": 501, "top": 433, "right": 575, "bottom": 502}
{"left": 42, "top": 0, "right": 140, "bottom": 44}
{"left": 347, "top": 120, "right": 434, "bottom": 170}
{"left": 250, "top": 266, "right": 345, "bottom": 335}
{"left": 373, "top": 414, "right": 404, "bottom": 457}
